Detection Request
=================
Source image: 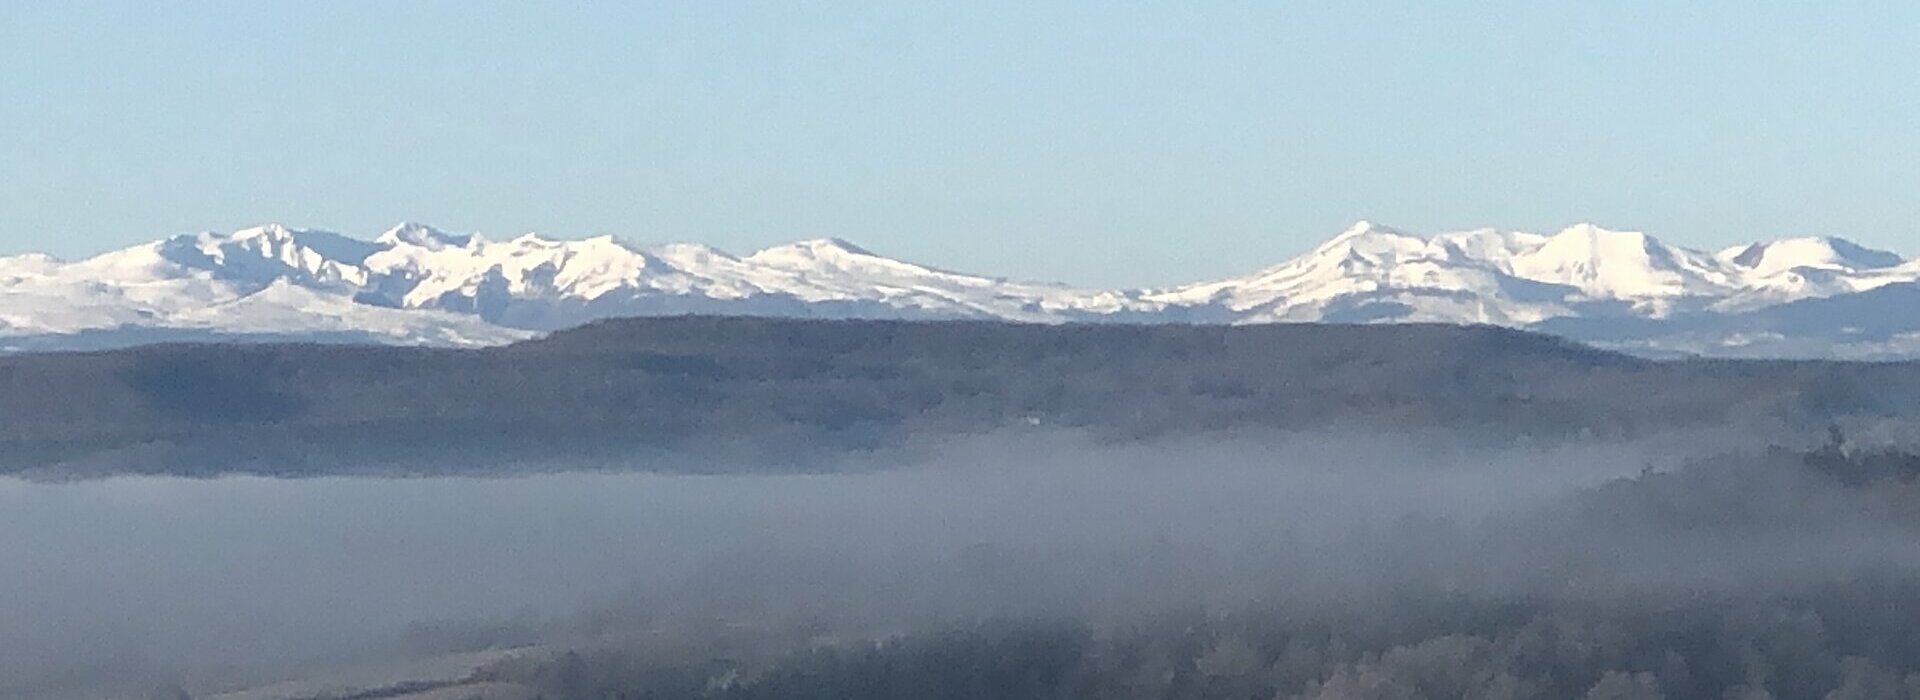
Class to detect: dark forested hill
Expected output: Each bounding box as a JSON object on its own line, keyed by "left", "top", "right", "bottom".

{"left": 3, "top": 316, "right": 1919, "bottom": 478}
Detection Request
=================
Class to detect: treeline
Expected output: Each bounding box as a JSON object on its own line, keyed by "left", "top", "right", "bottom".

{"left": 4, "top": 316, "right": 1920, "bottom": 477}
{"left": 473, "top": 587, "right": 1920, "bottom": 700}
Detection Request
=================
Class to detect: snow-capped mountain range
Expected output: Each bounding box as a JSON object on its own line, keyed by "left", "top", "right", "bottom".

{"left": 3, "top": 221, "right": 1917, "bottom": 358}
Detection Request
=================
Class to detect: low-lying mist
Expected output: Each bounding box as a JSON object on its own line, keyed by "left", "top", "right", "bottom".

{"left": 3, "top": 431, "right": 1914, "bottom": 699}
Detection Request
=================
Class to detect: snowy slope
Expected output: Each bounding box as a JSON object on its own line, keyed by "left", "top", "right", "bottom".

{"left": 0, "top": 220, "right": 1914, "bottom": 357}
{"left": 357, "top": 227, "right": 1159, "bottom": 325}
{"left": 1144, "top": 222, "right": 1576, "bottom": 324}
{"left": 169, "top": 279, "right": 533, "bottom": 346}
{"left": 1154, "top": 221, "right": 1913, "bottom": 326}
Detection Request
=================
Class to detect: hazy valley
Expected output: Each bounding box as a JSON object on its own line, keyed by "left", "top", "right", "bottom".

{"left": 9, "top": 318, "right": 1920, "bottom": 699}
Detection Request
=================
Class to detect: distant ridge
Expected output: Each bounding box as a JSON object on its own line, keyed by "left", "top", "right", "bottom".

{"left": 7, "top": 316, "right": 1917, "bottom": 479}
{"left": 2, "top": 221, "right": 1916, "bottom": 358}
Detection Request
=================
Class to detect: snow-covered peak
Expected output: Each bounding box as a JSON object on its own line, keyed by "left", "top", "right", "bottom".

{"left": 742, "top": 237, "right": 976, "bottom": 289}
{"left": 1508, "top": 223, "right": 1734, "bottom": 300}
{"left": 219, "top": 225, "right": 376, "bottom": 264}
{"left": 805, "top": 237, "right": 875, "bottom": 256}
{"left": 1309, "top": 220, "right": 1422, "bottom": 254}
{"left": 230, "top": 223, "right": 296, "bottom": 241}
{"left": 647, "top": 242, "right": 735, "bottom": 267}
{"left": 746, "top": 237, "right": 881, "bottom": 264}
{"left": 1328, "top": 219, "right": 1396, "bottom": 240}
{"left": 1148, "top": 221, "right": 1541, "bottom": 322}
{"left": 1534, "top": 223, "right": 1659, "bottom": 260}
{"left": 378, "top": 222, "right": 476, "bottom": 250}
{"left": 1720, "top": 236, "right": 1902, "bottom": 277}
{"left": 147, "top": 225, "right": 377, "bottom": 290}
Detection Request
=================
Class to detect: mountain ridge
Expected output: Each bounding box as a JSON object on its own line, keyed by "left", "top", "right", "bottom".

{"left": 2, "top": 221, "right": 1916, "bottom": 358}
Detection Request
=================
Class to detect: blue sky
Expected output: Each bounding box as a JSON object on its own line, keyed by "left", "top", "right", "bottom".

{"left": 3, "top": 1, "right": 1917, "bottom": 286}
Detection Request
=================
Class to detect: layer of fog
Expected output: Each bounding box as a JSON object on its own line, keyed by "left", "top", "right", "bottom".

{"left": 0, "top": 431, "right": 1907, "bottom": 698}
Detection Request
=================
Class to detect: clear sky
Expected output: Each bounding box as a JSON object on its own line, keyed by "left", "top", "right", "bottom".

{"left": 4, "top": 2, "right": 1917, "bottom": 287}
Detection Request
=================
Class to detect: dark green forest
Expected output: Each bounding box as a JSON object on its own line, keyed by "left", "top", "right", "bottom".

{"left": 4, "top": 317, "right": 1920, "bottom": 478}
